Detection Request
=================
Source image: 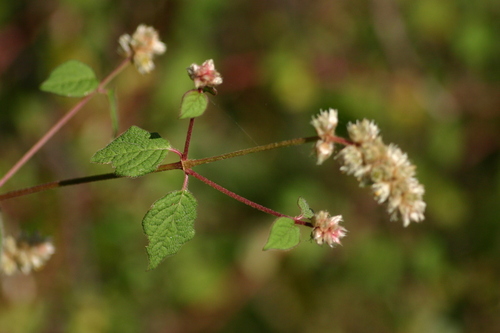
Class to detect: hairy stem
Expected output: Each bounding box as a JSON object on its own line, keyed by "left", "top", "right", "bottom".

{"left": 0, "top": 58, "right": 131, "bottom": 189}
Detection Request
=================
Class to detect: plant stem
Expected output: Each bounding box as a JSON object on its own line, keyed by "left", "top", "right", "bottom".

{"left": 0, "top": 133, "right": 353, "bottom": 202}
{"left": 185, "top": 169, "right": 291, "bottom": 219}
{"left": 0, "top": 162, "right": 182, "bottom": 201}
{"left": 0, "top": 58, "right": 131, "bottom": 189}
{"left": 182, "top": 118, "right": 195, "bottom": 160}
{"left": 185, "top": 169, "right": 312, "bottom": 226}
{"left": 183, "top": 136, "right": 319, "bottom": 169}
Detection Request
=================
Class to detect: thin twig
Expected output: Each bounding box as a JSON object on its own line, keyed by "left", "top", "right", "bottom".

{"left": 184, "top": 136, "right": 320, "bottom": 169}
{"left": 0, "top": 58, "right": 131, "bottom": 189}
{"left": 0, "top": 161, "right": 182, "bottom": 201}
{"left": 186, "top": 169, "right": 312, "bottom": 227}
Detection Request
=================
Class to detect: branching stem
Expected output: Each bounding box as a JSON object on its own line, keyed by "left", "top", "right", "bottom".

{"left": 0, "top": 57, "right": 131, "bottom": 189}
{"left": 0, "top": 134, "right": 352, "bottom": 206}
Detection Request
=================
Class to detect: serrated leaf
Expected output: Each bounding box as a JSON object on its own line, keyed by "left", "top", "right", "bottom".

{"left": 179, "top": 89, "right": 208, "bottom": 119}
{"left": 40, "top": 60, "right": 99, "bottom": 97}
{"left": 298, "top": 197, "right": 314, "bottom": 219}
{"left": 263, "top": 217, "right": 301, "bottom": 251}
{"left": 143, "top": 190, "right": 197, "bottom": 269}
{"left": 91, "top": 126, "right": 170, "bottom": 177}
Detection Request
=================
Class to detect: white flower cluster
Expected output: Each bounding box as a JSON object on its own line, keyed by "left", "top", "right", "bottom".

{"left": 119, "top": 24, "right": 166, "bottom": 74}
{"left": 311, "top": 109, "right": 338, "bottom": 165}
{"left": 336, "top": 119, "right": 426, "bottom": 226}
{"left": 1, "top": 235, "right": 55, "bottom": 275}
{"left": 311, "top": 211, "right": 347, "bottom": 247}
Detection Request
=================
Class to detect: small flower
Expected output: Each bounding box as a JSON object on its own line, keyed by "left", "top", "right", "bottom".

{"left": 311, "top": 211, "right": 347, "bottom": 247}
{"left": 346, "top": 119, "right": 380, "bottom": 144}
{"left": 336, "top": 119, "right": 426, "bottom": 226}
{"left": 119, "top": 24, "right": 166, "bottom": 74}
{"left": 1, "top": 234, "right": 55, "bottom": 275}
{"left": 311, "top": 109, "right": 339, "bottom": 165}
{"left": 186, "top": 59, "right": 223, "bottom": 89}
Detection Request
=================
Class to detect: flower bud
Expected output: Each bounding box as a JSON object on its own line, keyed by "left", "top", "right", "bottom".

{"left": 311, "top": 211, "right": 347, "bottom": 247}
{"left": 186, "top": 59, "right": 223, "bottom": 89}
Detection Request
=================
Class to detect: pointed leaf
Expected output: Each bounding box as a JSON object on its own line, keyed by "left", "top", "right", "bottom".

{"left": 298, "top": 197, "right": 314, "bottom": 219}
{"left": 179, "top": 89, "right": 208, "bottom": 119}
{"left": 40, "top": 60, "right": 99, "bottom": 97}
{"left": 143, "top": 190, "right": 197, "bottom": 269}
{"left": 263, "top": 217, "right": 300, "bottom": 251}
{"left": 91, "top": 126, "right": 171, "bottom": 177}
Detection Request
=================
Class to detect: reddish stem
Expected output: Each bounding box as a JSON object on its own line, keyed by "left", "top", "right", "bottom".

{"left": 185, "top": 169, "right": 311, "bottom": 226}
{"left": 182, "top": 118, "right": 195, "bottom": 159}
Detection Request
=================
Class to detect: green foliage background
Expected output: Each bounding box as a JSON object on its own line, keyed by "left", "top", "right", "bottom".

{"left": 1, "top": 0, "right": 499, "bottom": 332}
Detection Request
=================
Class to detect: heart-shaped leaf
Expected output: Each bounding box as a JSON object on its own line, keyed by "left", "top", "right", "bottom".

{"left": 263, "top": 217, "right": 301, "bottom": 251}
{"left": 179, "top": 89, "right": 208, "bottom": 119}
{"left": 40, "top": 60, "right": 99, "bottom": 97}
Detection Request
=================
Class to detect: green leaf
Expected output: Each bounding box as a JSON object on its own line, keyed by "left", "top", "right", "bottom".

{"left": 298, "top": 197, "right": 314, "bottom": 219}
{"left": 91, "top": 126, "right": 171, "bottom": 177}
{"left": 179, "top": 89, "right": 208, "bottom": 119}
{"left": 40, "top": 60, "right": 99, "bottom": 97}
{"left": 143, "top": 190, "right": 197, "bottom": 269}
{"left": 263, "top": 217, "right": 301, "bottom": 251}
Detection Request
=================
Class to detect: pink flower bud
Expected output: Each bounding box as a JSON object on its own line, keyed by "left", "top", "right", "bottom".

{"left": 186, "top": 59, "right": 223, "bottom": 89}
{"left": 311, "top": 211, "right": 347, "bottom": 247}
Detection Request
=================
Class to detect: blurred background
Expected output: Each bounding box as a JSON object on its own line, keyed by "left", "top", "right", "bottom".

{"left": 0, "top": 0, "right": 499, "bottom": 332}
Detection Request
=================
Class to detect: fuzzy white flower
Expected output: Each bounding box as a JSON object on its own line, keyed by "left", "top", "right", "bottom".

{"left": 1, "top": 235, "right": 55, "bottom": 275}
{"left": 311, "top": 109, "right": 338, "bottom": 165}
{"left": 119, "top": 24, "right": 166, "bottom": 74}
{"left": 347, "top": 119, "right": 380, "bottom": 143}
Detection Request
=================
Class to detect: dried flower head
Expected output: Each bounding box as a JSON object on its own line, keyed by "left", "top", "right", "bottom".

{"left": 1, "top": 234, "right": 55, "bottom": 275}
{"left": 186, "top": 59, "right": 223, "bottom": 89}
{"left": 311, "top": 211, "right": 347, "bottom": 247}
{"left": 311, "top": 109, "right": 339, "bottom": 165}
{"left": 336, "top": 119, "right": 426, "bottom": 226}
{"left": 119, "top": 24, "right": 166, "bottom": 74}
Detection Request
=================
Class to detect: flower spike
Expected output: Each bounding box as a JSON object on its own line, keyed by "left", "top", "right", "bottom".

{"left": 336, "top": 119, "right": 426, "bottom": 226}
